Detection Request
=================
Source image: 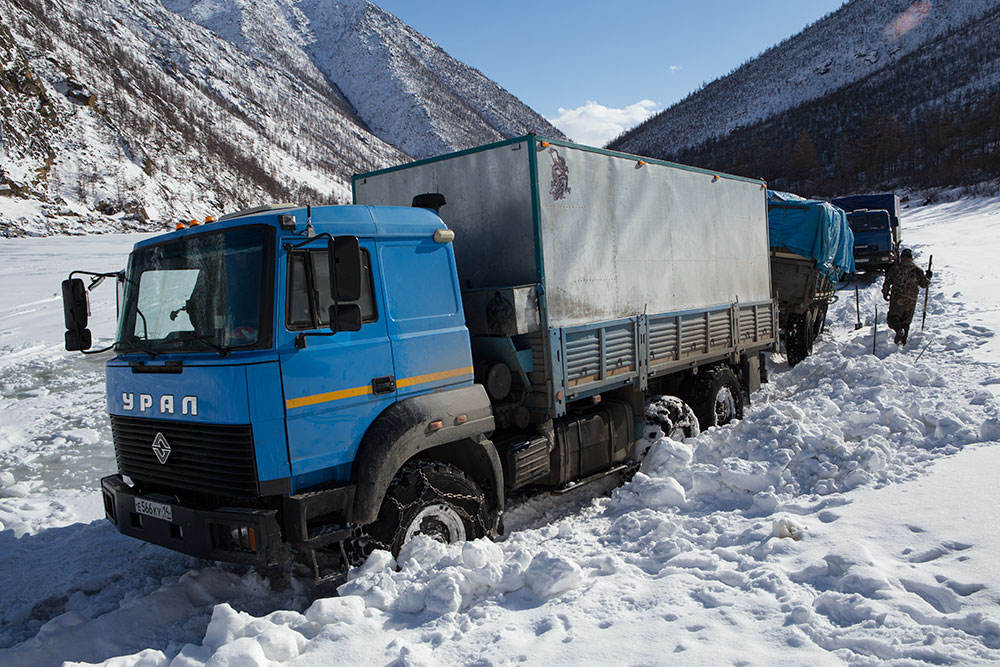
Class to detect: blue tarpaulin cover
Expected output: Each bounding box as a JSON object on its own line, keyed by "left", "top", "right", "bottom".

{"left": 767, "top": 190, "right": 855, "bottom": 281}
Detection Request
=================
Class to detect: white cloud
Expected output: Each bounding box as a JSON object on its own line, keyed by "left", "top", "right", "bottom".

{"left": 669, "top": 65, "right": 682, "bottom": 72}
{"left": 548, "top": 99, "right": 660, "bottom": 147}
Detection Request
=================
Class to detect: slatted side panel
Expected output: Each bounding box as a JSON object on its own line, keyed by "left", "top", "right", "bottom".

{"left": 564, "top": 321, "right": 637, "bottom": 393}
{"left": 679, "top": 312, "right": 708, "bottom": 359}
{"left": 547, "top": 302, "right": 777, "bottom": 414}
{"left": 737, "top": 302, "right": 776, "bottom": 344}
{"left": 707, "top": 309, "right": 733, "bottom": 352}
{"left": 648, "top": 315, "right": 679, "bottom": 367}
{"left": 604, "top": 325, "right": 636, "bottom": 380}
{"left": 565, "top": 329, "right": 600, "bottom": 387}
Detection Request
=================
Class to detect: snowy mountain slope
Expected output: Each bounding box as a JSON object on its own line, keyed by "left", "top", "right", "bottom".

{"left": 0, "top": 0, "right": 560, "bottom": 236}
{"left": 0, "top": 198, "right": 999, "bottom": 664}
{"left": 0, "top": 0, "right": 404, "bottom": 233}
{"left": 163, "top": 0, "right": 562, "bottom": 160}
{"left": 611, "top": 0, "right": 1000, "bottom": 158}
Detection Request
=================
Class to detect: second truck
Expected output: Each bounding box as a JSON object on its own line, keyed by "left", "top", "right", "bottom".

{"left": 833, "top": 193, "right": 903, "bottom": 273}
{"left": 64, "top": 136, "right": 778, "bottom": 581}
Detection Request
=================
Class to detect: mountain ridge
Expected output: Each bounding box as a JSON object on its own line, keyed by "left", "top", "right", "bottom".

{"left": 0, "top": 0, "right": 561, "bottom": 236}
{"left": 610, "top": 0, "right": 1000, "bottom": 164}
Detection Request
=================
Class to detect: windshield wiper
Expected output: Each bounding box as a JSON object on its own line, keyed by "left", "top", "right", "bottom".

{"left": 169, "top": 333, "right": 232, "bottom": 357}
{"left": 119, "top": 337, "right": 159, "bottom": 358}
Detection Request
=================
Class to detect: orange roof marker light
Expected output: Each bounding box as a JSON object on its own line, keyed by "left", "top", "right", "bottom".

{"left": 175, "top": 221, "right": 186, "bottom": 230}
{"left": 205, "top": 216, "right": 216, "bottom": 224}
{"left": 189, "top": 219, "right": 200, "bottom": 226}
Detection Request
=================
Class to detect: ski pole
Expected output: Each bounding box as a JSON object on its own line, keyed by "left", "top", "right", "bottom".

{"left": 915, "top": 340, "right": 932, "bottom": 362}
{"left": 921, "top": 255, "right": 933, "bottom": 331}
{"left": 873, "top": 305, "right": 877, "bottom": 355}
{"left": 855, "top": 285, "right": 863, "bottom": 330}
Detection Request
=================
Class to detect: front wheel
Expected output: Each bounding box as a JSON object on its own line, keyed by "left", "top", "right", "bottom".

{"left": 644, "top": 396, "right": 700, "bottom": 441}
{"left": 352, "top": 460, "right": 492, "bottom": 562}
{"left": 635, "top": 395, "right": 700, "bottom": 462}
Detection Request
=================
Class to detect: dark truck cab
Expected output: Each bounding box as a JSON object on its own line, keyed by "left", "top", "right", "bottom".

{"left": 832, "top": 194, "right": 903, "bottom": 273}
{"left": 846, "top": 209, "right": 894, "bottom": 272}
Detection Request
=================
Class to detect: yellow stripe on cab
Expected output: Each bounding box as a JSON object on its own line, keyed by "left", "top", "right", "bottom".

{"left": 284, "top": 366, "right": 473, "bottom": 410}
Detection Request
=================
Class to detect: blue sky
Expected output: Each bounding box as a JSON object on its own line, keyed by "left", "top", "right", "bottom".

{"left": 376, "top": 1, "right": 846, "bottom": 145}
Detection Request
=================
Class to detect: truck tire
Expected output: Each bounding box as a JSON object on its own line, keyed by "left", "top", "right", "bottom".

{"left": 785, "top": 313, "right": 811, "bottom": 367}
{"left": 812, "top": 302, "right": 828, "bottom": 338}
{"left": 644, "top": 396, "right": 700, "bottom": 443}
{"left": 352, "top": 460, "right": 491, "bottom": 562}
{"left": 686, "top": 366, "right": 744, "bottom": 430}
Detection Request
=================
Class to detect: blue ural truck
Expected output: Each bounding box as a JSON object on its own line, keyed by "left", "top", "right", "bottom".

{"left": 831, "top": 193, "right": 902, "bottom": 272}
{"left": 63, "top": 136, "right": 777, "bottom": 580}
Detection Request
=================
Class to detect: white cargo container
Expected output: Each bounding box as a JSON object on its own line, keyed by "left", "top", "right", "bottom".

{"left": 354, "top": 135, "right": 777, "bottom": 425}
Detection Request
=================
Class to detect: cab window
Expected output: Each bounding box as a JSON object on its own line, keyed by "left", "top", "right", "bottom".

{"left": 286, "top": 248, "right": 376, "bottom": 330}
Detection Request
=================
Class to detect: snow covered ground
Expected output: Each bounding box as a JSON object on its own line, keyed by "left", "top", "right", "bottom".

{"left": 0, "top": 198, "right": 998, "bottom": 666}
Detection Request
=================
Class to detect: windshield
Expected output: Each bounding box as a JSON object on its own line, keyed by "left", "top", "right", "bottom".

{"left": 849, "top": 213, "right": 890, "bottom": 233}
{"left": 117, "top": 226, "right": 274, "bottom": 354}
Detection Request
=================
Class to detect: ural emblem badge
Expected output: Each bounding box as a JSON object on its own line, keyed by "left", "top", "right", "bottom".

{"left": 151, "top": 432, "right": 171, "bottom": 464}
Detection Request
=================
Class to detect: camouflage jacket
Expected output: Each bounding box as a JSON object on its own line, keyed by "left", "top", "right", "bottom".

{"left": 882, "top": 260, "right": 930, "bottom": 305}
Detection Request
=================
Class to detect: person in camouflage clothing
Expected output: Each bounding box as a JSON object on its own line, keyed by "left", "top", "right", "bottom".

{"left": 882, "top": 248, "right": 931, "bottom": 345}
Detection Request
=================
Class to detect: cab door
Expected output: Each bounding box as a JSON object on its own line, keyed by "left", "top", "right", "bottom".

{"left": 278, "top": 241, "right": 396, "bottom": 484}
{"left": 379, "top": 238, "right": 474, "bottom": 399}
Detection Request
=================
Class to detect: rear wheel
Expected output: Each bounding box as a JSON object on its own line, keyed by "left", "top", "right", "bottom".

{"left": 685, "top": 366, "right": 744, "bottom": 430}
{"left": 785, "top": 312, "right": 812, "bottom": 367}
{"left": 351, "top": 460, "right": 491, "bottom": 563}
{"left": 812, "top": 302, "right": 828, "bottom": 338}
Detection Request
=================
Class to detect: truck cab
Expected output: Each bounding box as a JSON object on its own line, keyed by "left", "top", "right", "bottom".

{"left": 832, "top": 193, "right": 903, "bottom": 273}
{"left": 88, "top": 205, "right": 502, "bottom": 577}
{"left": 847, "top": 209, "right": 894, "bottom": 272}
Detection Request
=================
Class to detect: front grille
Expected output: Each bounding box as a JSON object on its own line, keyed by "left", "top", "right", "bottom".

{"left": 110, "top": 415, "right": 259, "bottom": 497}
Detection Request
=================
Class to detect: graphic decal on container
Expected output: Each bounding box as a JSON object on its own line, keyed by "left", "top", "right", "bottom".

{"left": 549, "top": 148, "right": 571, "bottom": 201}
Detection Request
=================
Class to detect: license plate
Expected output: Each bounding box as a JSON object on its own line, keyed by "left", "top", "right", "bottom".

{"left": 135, "top": 498, "right": 173, "bottom": 522}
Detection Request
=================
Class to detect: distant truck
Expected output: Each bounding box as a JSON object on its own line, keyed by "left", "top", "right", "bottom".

{"left": 767, "top": 191, "right": 854, "bottom": 366}
{"left": 832, "top": 194, "right": 902, "bottom": 272}
{"left": 845, "top": 209, "right": 894, "bottom": 272}
{"left": 63, "top": 136, "right": 777, "bottom": 581}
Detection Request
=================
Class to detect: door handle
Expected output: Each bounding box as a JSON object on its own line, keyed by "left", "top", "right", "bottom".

{"left": 372, "top": 375, "right": 396, "bottom": 394}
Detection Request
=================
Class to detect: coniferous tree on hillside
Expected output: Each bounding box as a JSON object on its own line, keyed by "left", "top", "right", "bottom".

{"left": 618, "top": 4, "right": 1000, "bottom": 197}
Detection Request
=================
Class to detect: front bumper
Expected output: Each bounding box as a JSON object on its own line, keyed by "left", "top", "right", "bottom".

{"left": 101, "top": 475, "right": 287, "bottom": 567}
{"left": 855, "top": 252, "right": 892, "bottom": 265}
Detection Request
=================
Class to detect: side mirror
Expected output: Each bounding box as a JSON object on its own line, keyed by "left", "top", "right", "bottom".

{"left": 62, "top": 278, "right": 92, "bottom": 351}
{"left": 66, "top": 328, "right": 93, "bottom": 351}
{"left": 331, "top": 236, "right": 361, "bottom": 302}
{"left": 329, "top": 304, "right": 362, "bottom": 332}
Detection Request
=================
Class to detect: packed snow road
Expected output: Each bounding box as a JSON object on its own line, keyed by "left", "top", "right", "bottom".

{"left": 1, "top": 199, "right": 999, "bottom": 665}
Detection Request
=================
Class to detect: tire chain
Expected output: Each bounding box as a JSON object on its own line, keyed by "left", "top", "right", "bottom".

{"left": 350, "top": 461, "right": 488, "bottom": 558}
